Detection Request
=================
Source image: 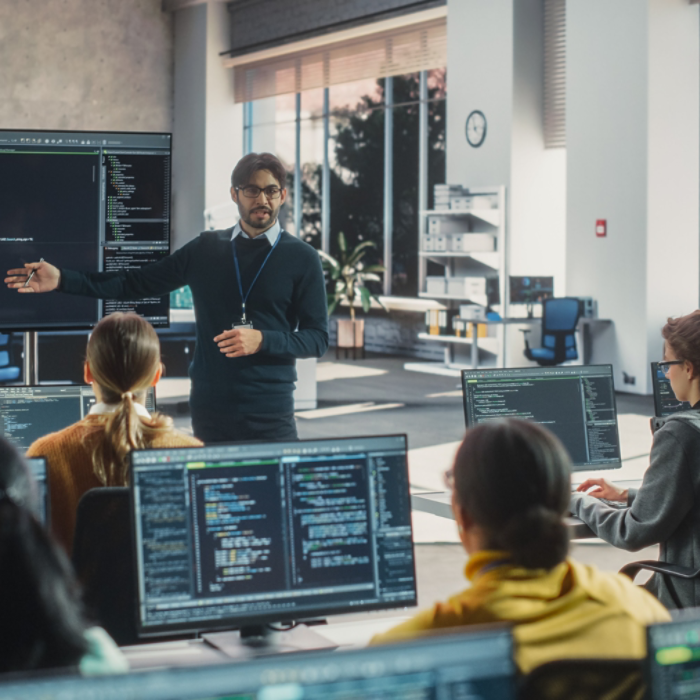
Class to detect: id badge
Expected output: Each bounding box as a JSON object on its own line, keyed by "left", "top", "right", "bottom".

{"left": 233, "top": 321, "right": 254, "bottom": 330}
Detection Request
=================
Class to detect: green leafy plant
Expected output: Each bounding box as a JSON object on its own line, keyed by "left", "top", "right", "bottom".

{"left": 319, "top": 232, "right": 387, "bottom": 321}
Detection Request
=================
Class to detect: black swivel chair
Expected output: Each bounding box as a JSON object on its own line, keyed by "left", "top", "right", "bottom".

{"left": 521, "top": 297, "right": 581, "bottom": 366}
{"left": 71, "top": 487, "right": 138, "bottom": 646}
{"left": 519, "top": 658, "right": 645, "bottom": 700}
{"left": 619, "top": 560, "right": 700, "bottom": 610}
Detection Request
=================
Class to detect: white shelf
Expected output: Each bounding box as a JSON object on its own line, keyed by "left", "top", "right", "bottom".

{"left": 419, "top": 251, "right": 494, "bottom": 258}
{"left": 419, "top": 292, "right": 483, "bottom": 302}
{"left": 421, "top": 209, "right": 500, "bottom": 226}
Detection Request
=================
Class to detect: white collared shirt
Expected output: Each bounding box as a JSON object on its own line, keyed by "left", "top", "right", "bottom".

{"left": 231, "top": 220, "right": 281, "bottom": 246}
{"left": 88, "top": 401, "right": 151, "bottom": 419}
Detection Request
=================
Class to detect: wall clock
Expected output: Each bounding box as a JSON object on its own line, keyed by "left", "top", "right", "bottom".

{"left": 466, "top": 110, "right": 487, "bottom": 148}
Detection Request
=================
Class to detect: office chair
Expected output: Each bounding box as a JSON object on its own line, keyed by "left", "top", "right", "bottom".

{"left": 519, "top": 658, "right": 644, "bottom": 700}
{"left": 619, "top": 560, "right": 700, "bottom": 610}
{"left": 0, "top": 333, "right": 20, "bottom": 383}
{"left": 71, "top": 487, "right": 138, "bottom": 646}
{"left": 521, "top": 297, "right": 581, "bottom": 366}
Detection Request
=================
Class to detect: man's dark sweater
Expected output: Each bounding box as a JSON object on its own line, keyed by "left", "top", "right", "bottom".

{"left": 60, "top": 229, "right": 329, "bottom": 414}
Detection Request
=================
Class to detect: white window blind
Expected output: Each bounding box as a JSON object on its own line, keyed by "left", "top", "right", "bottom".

{"left": 544, "top": 0, "right": 566, "bottom": 148}
{"left": 228, "top": 17, "right": 447, "bottom": 104}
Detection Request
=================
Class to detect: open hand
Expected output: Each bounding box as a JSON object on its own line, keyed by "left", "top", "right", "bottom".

{"left": 576, "top": 478, "right": 628, "bottom": 502}
{"left": 5, "top": 261, "right": 60, "bottom": 293}
{"left": 214, "top": 328, "right": 263, "bottom": 358}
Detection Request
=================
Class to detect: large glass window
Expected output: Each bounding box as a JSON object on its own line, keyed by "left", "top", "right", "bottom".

{"left": 244, "top": 69, "right": 446, "bottom": 296}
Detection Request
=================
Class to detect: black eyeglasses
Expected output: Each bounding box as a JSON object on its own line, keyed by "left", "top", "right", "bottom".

{"left": 235, "top": 185, "right": 282, "bottom": 200}
{"left": 658, "top": 360, "right": 684, "bottom": 375}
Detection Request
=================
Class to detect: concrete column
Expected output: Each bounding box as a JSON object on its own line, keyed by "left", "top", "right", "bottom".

{"left": 172, "top": 1, "right": 243, "bottom": 251}
{"left": 566, "top": 0, "right": 699, "bottom": 394}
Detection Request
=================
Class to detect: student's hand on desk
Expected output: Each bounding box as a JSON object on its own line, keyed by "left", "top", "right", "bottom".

{"left": 214, "top": 328, "right": 263, "bottom": 358}
{"left": 576, "top": 478, "right": 628, "bottom": 503}
{"left": 5, "top": 261, "right": 60, "bottom": 293}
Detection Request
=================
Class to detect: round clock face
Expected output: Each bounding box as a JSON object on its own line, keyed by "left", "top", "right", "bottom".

{"left": 466, "top": 110, "right": 487, "bottom": 147}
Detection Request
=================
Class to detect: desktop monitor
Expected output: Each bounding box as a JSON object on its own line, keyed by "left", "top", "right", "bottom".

{"left": 0, "top": 129, "right": 172, "bottom": 331}
{"left": 509, "top": 276, "right": 554, "bottom": 305}
{"left": 651, "top": 362, "right": 691, "bottom": 418}
{"left": 0, "top": 384, "right": 156, "bottom": 452}
{"left": 462, "top": 365, "right": 622, "bottom": 471}
{"left": 0, "top": 627, "right": 517, "bottom": 700}
{"left": 129, "top": 434, "right": 416, "bottom": 639}
{"left": 26, "top": 456, "right": 49, "bottom": 526}
{"left": 646, "top": 611, "right": 700, "bottom": 699}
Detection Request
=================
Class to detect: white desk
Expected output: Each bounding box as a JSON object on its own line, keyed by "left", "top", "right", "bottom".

{"left": 122, "top": 615, "right": 413, "bottom": 671}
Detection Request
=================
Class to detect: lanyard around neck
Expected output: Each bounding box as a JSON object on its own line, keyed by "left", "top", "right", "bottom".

{"left": 232, "top": 232, "right": 281, "bottom": 323}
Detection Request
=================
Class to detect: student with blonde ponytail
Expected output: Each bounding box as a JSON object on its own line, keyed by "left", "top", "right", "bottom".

{"left": 27, "top": 312, "right": 202, "bottom": 554}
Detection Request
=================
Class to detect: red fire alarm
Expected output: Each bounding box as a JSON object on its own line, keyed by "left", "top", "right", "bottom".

{"left": 596, "top": 219, "right": 607, "bottom": 237}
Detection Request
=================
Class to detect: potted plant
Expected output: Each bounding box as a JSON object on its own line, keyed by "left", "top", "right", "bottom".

{"left": 319, "top": 233, "right": 386, "bottom": 358}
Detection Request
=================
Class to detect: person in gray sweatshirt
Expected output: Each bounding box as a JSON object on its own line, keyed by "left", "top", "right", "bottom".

{"left": 570, "top": 310, "right": 700, "bottom": 609}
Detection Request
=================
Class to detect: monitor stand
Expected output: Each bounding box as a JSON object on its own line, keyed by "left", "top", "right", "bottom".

{"left": 202, "top": 622, "right": 338, "bottom": 660}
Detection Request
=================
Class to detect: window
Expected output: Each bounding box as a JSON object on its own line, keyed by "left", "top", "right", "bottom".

{"left": 244, "top": 69, "right": 446, "bottom": 296}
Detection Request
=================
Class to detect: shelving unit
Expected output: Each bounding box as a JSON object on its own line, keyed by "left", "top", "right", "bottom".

{"left": 409, "top": 185, "right": 508, "bottom": 375}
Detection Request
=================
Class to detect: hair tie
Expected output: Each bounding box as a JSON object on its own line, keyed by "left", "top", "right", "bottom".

{"left": 121, "top": 391, "right": 134, "bottom": 401}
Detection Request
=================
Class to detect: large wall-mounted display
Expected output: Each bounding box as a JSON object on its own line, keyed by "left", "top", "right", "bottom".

{"left": 0, "top": 129, "right": 171, "bottom": 331}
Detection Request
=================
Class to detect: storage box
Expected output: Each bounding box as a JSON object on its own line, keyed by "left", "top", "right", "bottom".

{"left": 426, "top": 276, "right": 446, "bottom": 295}
{"left": 422, "top": 234, "right": 435, "bottom": 252}
{"left": 447, "top": 277, "right": 487, "bottom": 299}
{"left": 428, "top": 216, "right": 470, "bottom": 236}
{"left": 459, "top": 304, "right": 487, "bottom": 321}
{"left": 433, "top": 235, "right": 448, "bottom": 252}
{"left": 449, "top": 233, "right": 496, "bottom": 253}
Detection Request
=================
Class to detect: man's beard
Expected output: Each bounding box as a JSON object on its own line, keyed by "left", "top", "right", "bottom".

{"left": 245, "top": 205, "right": 276, "bottom": 229}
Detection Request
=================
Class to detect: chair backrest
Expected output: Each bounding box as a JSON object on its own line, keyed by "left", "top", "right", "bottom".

{"left": 539, "top": 298, "right": 581, "bottom": 363}
{"left": 71, "top": 487, "right": 136, "bottom": 646}
{"left": 519, "top": 658, "right": 644, "bottom": 700}
{"left": 542, "top": 297, "right": 581, "bottom": 333}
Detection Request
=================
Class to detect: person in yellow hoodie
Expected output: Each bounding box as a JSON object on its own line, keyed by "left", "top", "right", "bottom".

{"left": 371, "top": 418, "right": 670, "bottom": 673}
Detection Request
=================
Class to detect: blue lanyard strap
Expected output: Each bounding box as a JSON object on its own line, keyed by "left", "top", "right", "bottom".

{"left": 232, "top": 232, "right": 281, "bottom": 322}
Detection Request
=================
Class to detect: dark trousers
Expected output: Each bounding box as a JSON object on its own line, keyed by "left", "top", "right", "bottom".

{"left": 191, "top": 407, "right": 298, "bottom": 444}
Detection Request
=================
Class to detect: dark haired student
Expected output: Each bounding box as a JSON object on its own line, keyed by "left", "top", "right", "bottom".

{"left": 0, "top": 436, "right": 127, "bottom": 675}
{"left": 371, "top": 419, "right": 669, "bottom": 673}
{"left": 572, "top": 311, "right": 700, "bottom": 609}
{"left": 5, "top": 153, "right": 328, "bottom": 443}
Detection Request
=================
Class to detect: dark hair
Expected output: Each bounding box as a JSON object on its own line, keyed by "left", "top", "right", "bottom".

{"left": 231, "top": 153, "right": 287, "bottom": 189}
{"left": 452, "top": 419, "right": 571, "bottom": 570}
{"left": 662, "top": 311, "right": 700, "bottom": 377}
{"left": 0, "top": 436, "right": 89, "bottom": 673}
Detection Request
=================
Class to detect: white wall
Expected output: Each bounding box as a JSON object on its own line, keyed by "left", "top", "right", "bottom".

{"left": 567, "top": 0, "right": 699, "bottom": 393}
{"left": 446, "top": 0, "right": 567, "bottom": 355}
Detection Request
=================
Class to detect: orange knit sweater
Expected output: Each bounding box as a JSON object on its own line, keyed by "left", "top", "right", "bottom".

{"left": 26, "top": 416, "right": 202, "bottom": 555}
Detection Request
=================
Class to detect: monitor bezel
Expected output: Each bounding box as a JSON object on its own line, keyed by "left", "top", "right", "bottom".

{"left": 507, "top": 275, "right": 555, "bottom": 305}
{"left": 0, "top": 127, "right": 172, "bottom": 333}
{"left": 128, "top": 433, "right": 417, "bottom": 639}
{"left": 461, "top": 364, "right": 623, "bottom": 472}
{"left": 650, "top": 361, "right": 691, "bottom": 418}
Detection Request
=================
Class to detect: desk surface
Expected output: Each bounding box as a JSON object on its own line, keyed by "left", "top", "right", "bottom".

{"left": 122, "top": 615, "right": 413, "bottom": 671}
{"left": 411, "top": 483, "right": 642, "bottom": 540}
